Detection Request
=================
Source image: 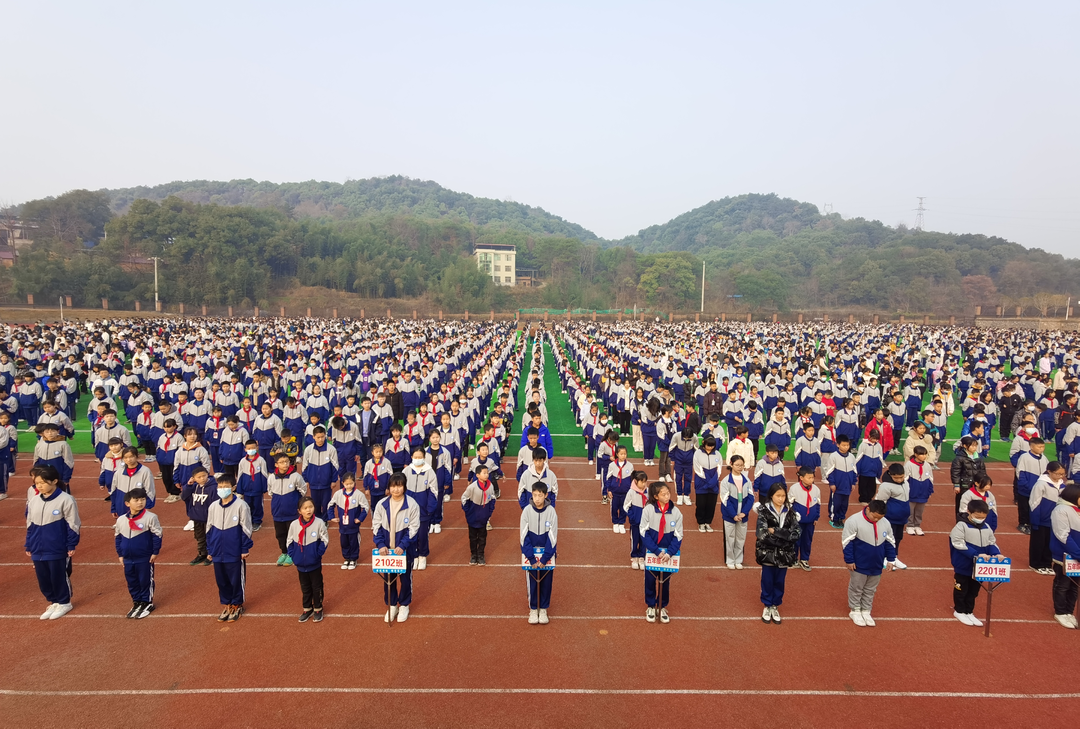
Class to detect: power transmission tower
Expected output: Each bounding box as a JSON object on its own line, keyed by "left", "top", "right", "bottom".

{"left": 914, "top": 197, "right": 926, "bottom": 230}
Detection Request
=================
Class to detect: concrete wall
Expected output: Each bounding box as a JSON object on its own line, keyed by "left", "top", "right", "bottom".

{"left": 974, "top": 317, "right": 1080, "bottom": 332}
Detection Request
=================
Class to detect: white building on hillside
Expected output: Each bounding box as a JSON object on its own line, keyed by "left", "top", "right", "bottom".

{"left": 475, "top": 244, "right": 516, "bottom": 286}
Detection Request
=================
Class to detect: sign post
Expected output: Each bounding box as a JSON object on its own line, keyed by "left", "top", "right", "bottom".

{"left": 644, "top": 550, "right": 680, "bottom": 625}
{"left": 1065, "top": 554, "right": 1080, "bottom": 627}
{"left": 974, "top": 555, "right": 1010, "bottom": 638}
{"left": 373, "top": 548, "right": 407, "bottom": 628}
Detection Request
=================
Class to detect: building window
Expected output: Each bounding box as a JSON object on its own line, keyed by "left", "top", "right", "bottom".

{"left": 494, "top": 254, "right": 501, "bottom": 262}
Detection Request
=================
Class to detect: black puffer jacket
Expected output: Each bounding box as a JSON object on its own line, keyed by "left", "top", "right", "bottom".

{"left": 755, "top": 503, "right": 801, "bottom": 568}
{"left": 950, "top": 451, "right": 987, "bottom": 488}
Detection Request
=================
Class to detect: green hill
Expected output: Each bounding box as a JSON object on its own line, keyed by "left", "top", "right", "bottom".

{"left": 102, "top": 176, "right": 599, "bottom": 242}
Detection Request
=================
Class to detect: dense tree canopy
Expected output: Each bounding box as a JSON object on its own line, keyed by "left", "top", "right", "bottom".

{"left": 7, "top": 185, "right": 1076, "bottom": 315}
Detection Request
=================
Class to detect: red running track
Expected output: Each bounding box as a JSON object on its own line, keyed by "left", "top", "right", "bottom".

{"left": 0, "top": 456, "right": 1077, "bottom": 727}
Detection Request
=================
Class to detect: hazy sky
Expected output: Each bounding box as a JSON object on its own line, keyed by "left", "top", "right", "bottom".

{"left": 6, "top": 1, "right": 1078, "bottom": 255}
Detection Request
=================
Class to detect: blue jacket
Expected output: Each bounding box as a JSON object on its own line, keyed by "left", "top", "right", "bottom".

{"left": 114, "top": 509, "right": 163, "bottom": 562}
{"left": 790, "top": 482, "right": 821, "bottom": 524}
{"left": 1050, "top": 502, "right": 1080, "bottom": 562}
{"left": 372, "top": 495, "right": 422, "bottom": 557}
{"left": 520, "top": 424, "right": 554, "bottom": 459}
{"left": 520, "top": 501, "right": 557, "bottom": 564}
{"left": 286, "top": 517, "right": 329, "bottom": 572}
{"left": 25, "top": 488, "right": 81, "bottom": 560}
{"left": 181, "top": 477, "right": 220, "bottom": 522}
{"left": 719, "top": 474, "right": 755, "bottom": 523}
{"left": 206, "top": 496, "right": 254, "bottom": 562}
{"left": 841, "top": 509, "right": 897, "bottom": 576}
{"left": 948, "top": 518, "right": 1000, "bottom": 574}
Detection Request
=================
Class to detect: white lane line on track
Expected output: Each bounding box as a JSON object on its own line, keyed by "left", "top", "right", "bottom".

{"left": 2, "top": 686, "right": 1078, "bottom": 700}
{"left": 0, "top": 613, "right": 1059, "bottom": 625}
{"left": 0, "top": 561, "right": 965, "bottom": 572}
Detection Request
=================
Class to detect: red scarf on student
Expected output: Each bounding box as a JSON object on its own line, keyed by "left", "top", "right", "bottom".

{"left": 657, "top": 500, "right": 670, "bottom": 538}
{"left": 128, "top": 508, "right": 146, "bottom": 532}
{"left": 297, "top": 516, "right": 314, "bottom": 550}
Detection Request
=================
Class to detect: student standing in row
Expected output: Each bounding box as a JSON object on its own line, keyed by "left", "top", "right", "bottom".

{"left": 206, "top": 474, "right": 252, "bottom": 623}
{"left": 842, "top": 499, "right": 897, "bottom": 627}
{"left": 25, "top": 465, "right": 81, "bottom": 620}
{"left": 113, "top": 487, "right": 161, "bottom": 619}
{"left": 373, "top": 473, "right": 420, "bottom": 623}
{"left": 328, "top": 473, "right": 368, "bottom": 570}
{"left": 1029, "top": 462, "right": 1066, "bottom": 574}
{"left": 790, "top": 466, "right": 820, "bottom": 570}
{"left": 1050, "top": 484, "right": 1080, "bottom": 629}
{"left": 287, "top": 496, "right": 329, "bottom": 623}
{"left": 756, "top": 483, "right": 801, "bottom": 624}
{"left": 521, "top": 482, "right": 558, "bottom": 625}
{"left": 720, "top": 455, "right": 754, "bottom": 569}
{"left": 641, "top": 481, "right": 682, "bottom": 624}
{"left": 948, "top": 500, "right": 1000, "bottom": 627}
{"left": 692, "top": 436, "right": 722, "bottom": 532}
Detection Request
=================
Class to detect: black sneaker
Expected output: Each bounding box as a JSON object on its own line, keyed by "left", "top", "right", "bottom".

{"left": 190, "top": 555, "right": 206, "bottom": 566}
{"left": 253, "top": 523, "right": 262, "bottom": 532}
{"left": 218, "top": 606, "right": 231, "bottom": 622}
{"left": 469, "top": 556, "right": 478, "bottom": 565}
{"left": 227, "top": 605, "right": 243, "bottom": 622}
{"left": 298, "top": 610, "right": 314, "bottom": 623}
{"left": 127, "top": 602, "right": 142, "bottom": 619}
{"left": 478, "top": 557, "right": 486, "bottom": 566}
{"left": 312, "top": 610, "right": 324, "bottom": 623}
{"left": 136, "top": 603, "right": 155, "bottom": 619}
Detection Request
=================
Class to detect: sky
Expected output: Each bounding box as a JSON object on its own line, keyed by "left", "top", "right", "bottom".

{"left": 5, "top": 1, "right": 1079, "bottom": 255}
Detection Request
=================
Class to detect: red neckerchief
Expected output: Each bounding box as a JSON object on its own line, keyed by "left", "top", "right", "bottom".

{"left": 297, "top": 515, "right": 314, "bottom": 550}
{"left": 391, "top": 438, "right": 402, "bottom": 452}
{"left": 163, "top": 434, "right": 174, "bottom": 450}
{"left": 212, "top": 416, "right": 221, "bottom": 428}
{"left": 826, "top": 425, "right": 835, "bottom": 441}
{"left": 127, "top": 508, "right": 146, "bottom": 532}
{"left": 476, "top": 478, "right": 491, "bottom": 503}
{"left": 799, "top": 482, "right": 814, "bottom": 509}
{"left": 277, "top": 466, "right": 296, "bottom": 477}
{"left": 657, "top": 500, "right": 670, "bottom": 537}
{"left": 969, "top": 489, "right": 987, "bottom": 502}
{"left": 909, "top": 457, "right": 924, "bottom": 479}
{"left": 634, "top": 488, "right": 648, "bottom": 507}
{"left": 862, "top": 509, "right": 878, "bottom": 541}
{"left": 247, "top": 457, "right": 259, "bottom": 478}
{"left": 616, "top": 461, "right": 628, "bottom": 481}
{"left": 343, "top": 489, "right": 354, "bottom": 516}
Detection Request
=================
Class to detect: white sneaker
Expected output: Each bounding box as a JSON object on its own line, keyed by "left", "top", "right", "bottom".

{"left": 762, "top": 606, "right": 772, "bottom": 623}
{"left": 861, "top": 611, "right": 876, "bottom": 627}
{"left": 631, "top": 559, "right": 639, "bottom": 570}
{"left": 341, "top": 561, "right": 350, "bottom": 570}
{"left": 396, "top": 605, "right": 410, "bottom": 623}
{"left": 385, "top": 607, "right": 396, "bottom": 623}
{"left": 0, "top": 493, "right": 7, "bottom": 501}
{"left": 1068, "top": 615, "right": 1079, "bottom": 629}
{"left": 967, "top": 614, "right": 984, "bottom": 627}
{"left": 659, "top": 608, "right": 670, "bottom": 624}
{"left": 954, "top": 611, "right": 975, "bottom": 626}
{"left": 893, "top": 558, "right": 908, "bottom": 570}
{"left": 726, "top": 563, "right": 736, "bottom": 570}
{"left": 443, "top": 494, "right": 450, "bottom": 502}
{"left": 905, "top": 527, "right": 915, "bottom": 535}
{"left": 735, "top": 563, "right": 743, "bottom": 570}
{"left": 538, "top": 609, "right": 549, "bottom": 624}
{"left": 39, "top": 603, "right": 58, "bottom": 620}
{"left": 184, "top": 520, "right": 195, "bottom": 531}
{"left": 144, "top": 455, "right": 156, "bottom": 462}
{"left": 645, "top": 607, "right": 656, "bottom": 623}
{"left": 704, "top": 524, "right": 714, "bottom": 533}
{"left": 914, "top": 527, "right": 924, "bottom": 536}
{"left": 528, "top": 609, "right": 540, "bottom": 624}
{"left": 770, "top": 606, "right": 782, "bottom": 624}
{"left": 665, "top": 475, "right": 672, "bottom": 483}
{"left": 428, "top": 524, "right": 435, "bottom": 534}
{"left": 416, "top": 556, "right": 426, "bottom": 571}
{"left": 699, "top": 524, "right": 707, "bottom": 533}
{"left": 849, "top": 610, "right": 867, "bottom": 627}
{"left": 594, "top": 473, "right": 601, "bottom": 480}
{"left": 433, "top": 523, "right": 441, "bottom": 534}
{"left": 49, "top": 603, "right": 73, "bottom": 620}
{"left": 486, "top": 521, "right": 493, "bottom": 531}
{"left": 613, "top": 524, "right": 620, "bottom": 533}
{"left": 1054, "top": 614, "right": 1075, "bottom": 629}
{"left": 619, "top": 524, "right": 627, "bottom": 534}
{"left": 347, "top": 560, "right": 356, "bottom": 570}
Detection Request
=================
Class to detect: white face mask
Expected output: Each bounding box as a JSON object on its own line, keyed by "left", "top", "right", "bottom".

{"left": 1024, "top": 427, "right": 1037, "bottom": 434}
{"left": 970, "top": 517, "right": 985, "bottom": 525}
{"left": 412, "top": 458, "right": 425, "bottom": 467}
{"left": 246, "top": 449, "right": 257, "bottom": 456}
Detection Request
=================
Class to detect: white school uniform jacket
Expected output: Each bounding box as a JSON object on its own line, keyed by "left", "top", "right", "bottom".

{"left": 517, "top": 464, "right": 559, "bottom": 499}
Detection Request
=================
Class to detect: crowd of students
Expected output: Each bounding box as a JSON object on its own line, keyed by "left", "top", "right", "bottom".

{"left": 5, "top": 317, "right": 1080, "bottom": 629}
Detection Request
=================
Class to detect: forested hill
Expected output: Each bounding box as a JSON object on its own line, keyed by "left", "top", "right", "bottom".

{"left": 102, "top": 177, "right": 599, "bottom": 242}
{"left": 611, "top": 193, "right": 1080, "bottom": 313}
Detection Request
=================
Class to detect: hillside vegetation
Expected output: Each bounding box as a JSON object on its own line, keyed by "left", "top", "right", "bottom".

{"left": 4, "top": 182, "right": 1076, "bottom": 316}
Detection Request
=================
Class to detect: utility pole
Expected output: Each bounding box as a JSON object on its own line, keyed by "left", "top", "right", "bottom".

{"left": 914, "top": 197, "right": 926, "bottom": 231}
{"left": 700, "top": 261, "right": 705, "bottom": 313}
{"left": 59, "top": 296, "right": 64, "bottom": 322}
{"left": 149, "top": 256, "right": 162, "bottom": 310}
